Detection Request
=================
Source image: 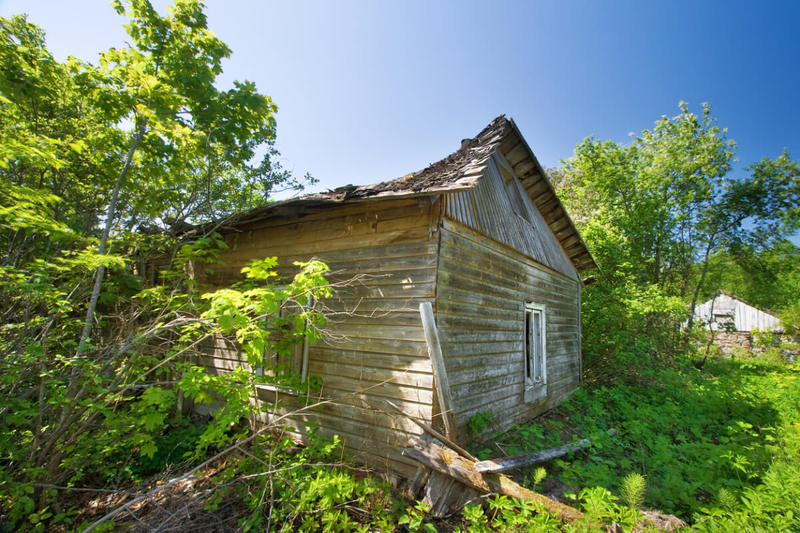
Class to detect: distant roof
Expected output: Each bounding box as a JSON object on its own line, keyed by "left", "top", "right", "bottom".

{"left": 222, "top": 115, "right": 596, "bottom": 273}
{"left": 705, "top": 290, "right": 781, "bottom": 319}
{"left": 695, "top": 291, "right": 784, "bottom": 332}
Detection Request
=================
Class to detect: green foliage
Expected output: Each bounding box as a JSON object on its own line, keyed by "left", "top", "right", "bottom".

{"left": 579, "top": 273, "right": 690, "bottom": 384}
{"left": 177, "top": 257, "right": 332, "bottom": 455}
{"left": 2, "top": 10, "right": 797, "bottom": 532}
{"left": 468, "top": 410, "right": 494, "bottom": 435}
{"left": 619, "top": 473, "right": 646, "bottom": 510}
{"left": 701, "top": 241, "right": 800, "bottom": 315}
{"left": 529, "top": 467, "right": 547, "bottom": 492}
{"left": 398, "top": 501, "right": 438, "bottom": 533}
{"left": 444, "top": 102, "right": 800, "bottom": 533}
{"left": 578, "top": 486, "right": 642, "bottom": 531}
{"left": 126, "top": 420, "right": 208, "bottom": 479}
{"left": 454, "top": 495, "right": 565, "bottom": 533}
{"left": 556, "top": 103, "right": 797, "bottom": 292}
{"left": 495, "top": 357, "right": 800, "bottom": 530}
{"left": 0, "top": 2, "right": 318, "bottom": 529}
{"left": 213, "top": 429, "right": 401, "bottom": 533}
{"left": 553, "top": 103, "right": 799, "bottom": 379}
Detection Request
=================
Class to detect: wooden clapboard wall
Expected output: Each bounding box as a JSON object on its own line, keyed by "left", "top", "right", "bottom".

{"left": 193, "top": 147, "right": 585, "bottom": 475}
{"left": 437, "top": 158, "right": 582, "bottom": 435}
{"left": 198, "top": 196, "right": 440, "bottom": 478}
{"left": 444, "top": 155, "right": 579, "bottom": 281}
{"left": 694, "top": 292, "right": 783, "bottom": 332}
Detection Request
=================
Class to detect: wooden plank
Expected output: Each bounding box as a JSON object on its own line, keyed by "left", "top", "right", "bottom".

{"left": 312, "top": 373, "right": 434, "bottom": 405}
{"left": 227, "top": 215, "right": 433, "bottom": 260}
{"left": 403, "top": 435, "right": 585, "bottom": 522}
{"left": 385, "top": 400, "right": 476, "bottom": 462}
{"left": 523, "top": 179, "right": 551, "bottom": 198}
{"left": 436, "top": 259, "right": 572, "bottom": 301}
{"left": 206, "top": 245, "right": 440, "bottom": 286}
{"left": 437, "top": 276, "right": 577, "bottom": 316}
{"left": 325, "top": 281, "right": 436, "bottom": 300}
{"left": 437, "top": 287, "right": 571, "bottom": 316}
{"left": 233, "top": 197, "right": 428, "bottom": 229}
{"left": 219, "top": 226, "right": 434, "bottom": 266}
{"left": 317, "top": 336, "right": 426, "bottom": 357}
{"left": 312, "top": 347, "right": 432, "bottom": 373}
{"left": 438, "top": 235, "right": 574, "bottom": 291}
{"left": 474, "top": 430, "right": 617, "bottom": 473}
{"left": 258, "top": 395, "right": 429, "bottom": 442}
{"left": 457, "top": 378, "right": 578, "bottom": 422}
{"left": 437, "top": 314, "right": 578, "bottom": 334}
{"left": 441, "top": 219, "right": 578, "bottom": 283}
{"left": 309, "top": 359, "right": 434, "bottom": 388}
{"left": 451, "top": 373, "right": 523, "bottom": 399}
{"left": 322, "top": 312, "right": 427, "bottom": 327}
{"left": 504, "top": 143, "right": 529, "bottom": 168}
{"left": 234, "top": 199, "right": 433, "bottom": 238}
{"left": 277, "top": 240, "right": 438, "bottom": 264}
{"left": 449, "top": 363, "right": 524, "bottom": 387}
{"left": 419, "top": 302, "right": 457, "bottom": 439}
{"left": 319, "top": 323, "right": 426, "bottom": 342}
{"left": 424, "top": 472, "right": 460, "bottom": 517}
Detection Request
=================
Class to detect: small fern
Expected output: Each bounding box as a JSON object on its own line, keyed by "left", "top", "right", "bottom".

{"left": 717, "top": 487, "right": 738, "bottom": 512}
{"left": 530, "top": 466, "right": 547, "bottom": 491}
{"left": 620, "top": 472, "right": 646, "bottom": 510}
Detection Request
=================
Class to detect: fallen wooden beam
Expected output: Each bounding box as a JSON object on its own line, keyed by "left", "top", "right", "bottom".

{"left": 404, "top": 434, "right": 585, "bottom": 522}
{"left": 475, "top": 429, "right": 617, "bottom": 473}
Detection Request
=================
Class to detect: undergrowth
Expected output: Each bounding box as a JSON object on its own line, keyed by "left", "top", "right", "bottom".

{"left": 487, "top": 355, "right": 800, "bottom": 531}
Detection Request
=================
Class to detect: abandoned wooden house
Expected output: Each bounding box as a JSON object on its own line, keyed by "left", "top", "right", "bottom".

{"left": 694, "top": 291, "right": 783, "bottom": 354}
{"left": 198, "top": 116, "right": 597, "bottom": 478}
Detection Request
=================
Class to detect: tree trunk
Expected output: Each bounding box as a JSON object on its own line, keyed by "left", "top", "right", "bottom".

{"left": 687, "top": 233, "right": 716, "bottom": 330}
{"left": 76, "top": 121, "right": 146, "bottom": 356}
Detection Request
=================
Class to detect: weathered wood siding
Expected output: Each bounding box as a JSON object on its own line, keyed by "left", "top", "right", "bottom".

{"left": 695, "top": 293, "right": 782, "bottom": 332}
{"left": 443, "top": 156, "right": 579, "bottom": 281}
{"left": 198, "top": 197, "right": 440, "bottom": 477}
{"left": 436, "top": 215, "right": 581, "bottom": 436}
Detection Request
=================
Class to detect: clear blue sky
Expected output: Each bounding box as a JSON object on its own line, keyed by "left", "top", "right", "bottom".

{"left": 2, "top": 1, "right": 799, "bottom": 206}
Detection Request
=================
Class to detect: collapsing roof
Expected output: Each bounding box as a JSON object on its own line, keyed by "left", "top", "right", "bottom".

{"left": 222, "top": 116, "right": 596, "bottom": 273}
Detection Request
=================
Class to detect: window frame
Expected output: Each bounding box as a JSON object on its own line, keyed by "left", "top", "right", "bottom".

{"left": 523, "top": 302, "right": 547, "bottom": 403}
{"left": 254, "top": 305, "right": 310, "bottom": 394}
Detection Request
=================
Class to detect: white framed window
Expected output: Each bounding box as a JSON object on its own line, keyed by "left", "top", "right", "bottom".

{"left": 524, "top": 302, "right": 547, "bottom": 402}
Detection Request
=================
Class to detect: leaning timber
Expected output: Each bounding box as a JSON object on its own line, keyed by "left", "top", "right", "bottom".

{"left": 403, "top": 434, "right": 585, "bottom": 521}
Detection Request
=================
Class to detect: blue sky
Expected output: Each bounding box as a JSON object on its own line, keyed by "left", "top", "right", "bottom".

{"left": 2, "top": 1, "right": 798, "bottom": 205}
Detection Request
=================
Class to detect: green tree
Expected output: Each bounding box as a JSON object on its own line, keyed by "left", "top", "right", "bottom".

{"left": 553, "top": 103, "right": 799, "bottom": 376}
{"left": 702, "top": 240, "right": 800, "bottom": 313}
{"left": 0, "top": 2, "right": 318, "bottom": 528}
{"left": 557, "top": 103, "right": 797, "bottom": 294}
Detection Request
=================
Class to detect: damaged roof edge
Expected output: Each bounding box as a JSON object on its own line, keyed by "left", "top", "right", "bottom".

{"left": 505, "top": 118, "right": 598, "bottom": 273}
{"left": 210, "top": 115, "right": 597, "bottom": 274}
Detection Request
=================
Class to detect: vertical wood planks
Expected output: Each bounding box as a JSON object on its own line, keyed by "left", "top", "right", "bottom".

{"left": 420, "top": 301, "right": 457, "bottom": 438}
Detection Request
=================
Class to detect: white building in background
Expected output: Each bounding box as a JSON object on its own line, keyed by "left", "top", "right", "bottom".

{"left": 694, "top": 291, "right": 783, "bottom": 333}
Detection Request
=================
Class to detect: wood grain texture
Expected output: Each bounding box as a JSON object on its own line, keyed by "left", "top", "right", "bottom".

{"left": 436, "top": 218, "right": 581, "bottom": 435}
{"left": 404, "top": 434, "right": 585, "bottom": 521}
{"left": 196, "top": 144, "right": 587, "bottom": 478}
{"left": 444, "top": 157, "right": 579, "bottom": 280}
{"left": 199, "top": 198, "right": 440, "bottom": 474}
{"left": 419, "top": 302, "right": 457, "bottom": 438}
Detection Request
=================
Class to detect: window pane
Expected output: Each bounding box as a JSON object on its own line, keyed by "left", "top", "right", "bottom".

{"left": 533, "top": 310, "right": 542, "bottom": 380}
{"left": 525, "top": 310, "right": 533, "bottom": 379}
